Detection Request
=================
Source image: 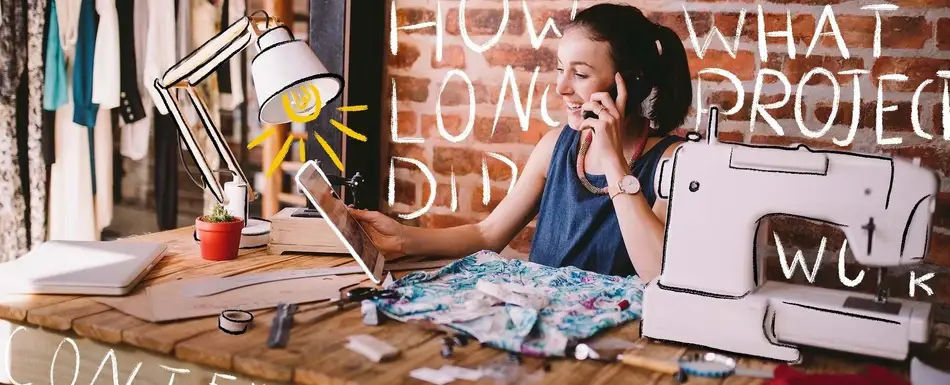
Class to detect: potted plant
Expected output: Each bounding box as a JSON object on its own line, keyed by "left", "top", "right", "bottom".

{"left": 196, "top": 203, "right": 244, "bottom": 261}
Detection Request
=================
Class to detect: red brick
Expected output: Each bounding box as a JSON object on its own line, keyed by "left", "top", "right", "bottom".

{"left": 483, "top": 152, "right": 522, "bottom": 182}
{"left": 421, "top": 182, "right": 457, "bottom": 211}
{"left": 433, "top": 45, "right": 466, "bottom": 69}
{"left": 437, "top": 79, "right": 494, "bottom": 107}
{"left": 419, "top": 213, "right": 478, "bottom": 229}
{"left": 471, "top": 185, "right": 507, "bottom": 214}
{"left": 396, "top": 111, "right": 419, "bottom": 138}
{"left": 422, "top": 114, "right": 468, "bottom": 141}
{"left": 765, "top": 216, "right": 846, "bottom": 252}
{"left": 483, "top": 43, "right": 557, "bottom": 72}
{"left": 509, "top": 225, "right": 536, "bottom": 254}
{"left": 814, "top": 102, "right": 875, "bottom": 129}
{"left": 926, "top": 232, "right": 950, "bottom": 266}
{"left": 392, "top": 75, "right": 430, "bottom": 103}
{"left": 693, "top": 12, "right": 816, "bottom": 47}
{"left": 392, "top": 178, "right": 416, "bottom": 206}
{"left": 538, "top": 9, "right": 573, "bottom": 34}
{"left": 879, "top": 16, "right": 931, "bottom": 50}
{"left": 880, "top": 145, "right": 950, "bottom": 176}
{"left": 390, "top": 143, "right": 428, "bottom": 171}
{"left": 445, "top": 8, "right": 524, "bottom": 37}
{"left": 814, "top": 101, "right": 919, "bottom": 133}
{"left": 388, "top": 41, "right": 420, "bottom": 69}
{"left": 433, "top": 146, "right": 482, "bottom": 176}
{"left": 817, "top": 16, "right": 876, "bottom": 50}
{"left": 760, "top": 0, "right": 845, "bottom": 3}
{"left": 888, "top": 0, "right": 950, "bottom": 6}
{"left": 872, "top": 58, "right": 948, "bottom": 93}
{"left": 939, "top": 19, "right": 950, "bottom": 51}
{"left": 395, "top": 8, "right": 437, "bottom": 35}
{"left": 650, "top": 11, "right": 712, "bottom": 42}
{"left": 935, "top": 192, "right": 950, "bottom": 229}
{"left": 473, "top": 116, "right": 550, "bottom": 145}
{"left": 750, "top": 134, "right": 852, "bottom": 150}
{"left": 717, "top": 131, "right": 745, "bottom": 143}
{"left": 937, "top": 106, "right": 947, "bottom": 138}
{"left": 782, "top": 55, "right": 865, "bottom": 86}
{"left": 709, "top": 92, "right": 798, "bottom": 122}
{"left": 689, "top": 50, "right": 757, "bottom": 81}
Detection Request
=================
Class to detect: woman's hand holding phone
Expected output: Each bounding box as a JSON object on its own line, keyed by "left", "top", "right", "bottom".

{"left": 580, "top": 72, "right": 629, "bottom": 175}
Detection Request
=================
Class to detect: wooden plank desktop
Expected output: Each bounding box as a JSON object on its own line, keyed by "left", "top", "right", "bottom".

{"left": 0, "top": 227, "right": 947, "bottom": 385}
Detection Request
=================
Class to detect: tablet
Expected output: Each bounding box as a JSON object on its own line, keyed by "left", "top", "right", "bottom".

{"left": 0, "top": 240, "right": 167, "bottom": 296}
{"left": 295, "top": 160, "right": 386, "bottom": 283}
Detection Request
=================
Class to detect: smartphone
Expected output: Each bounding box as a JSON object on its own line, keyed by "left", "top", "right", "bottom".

{"left": 583, "top": 83, "right": 620, "bottom": 120}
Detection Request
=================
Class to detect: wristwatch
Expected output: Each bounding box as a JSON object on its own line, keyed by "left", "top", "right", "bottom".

{"left": 611, "top": 175, "right": 641, "bottom": 199}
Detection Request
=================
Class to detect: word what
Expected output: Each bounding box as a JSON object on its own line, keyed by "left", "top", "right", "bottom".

{"left": 2, "top": 326, "right": 257, "bottom": 385}
{"left": 773, "top": 233, "right": 936, "bottom": 298}
{"left": 388, "top": 0, "right": 577, "bottom": 218}
{"left": 689, "top": 4, "right": 950, "bottom": 146}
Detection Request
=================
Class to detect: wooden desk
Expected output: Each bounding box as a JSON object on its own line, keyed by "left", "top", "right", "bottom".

{"left": 0, "top": 227, "right": 947, "bottom": 385}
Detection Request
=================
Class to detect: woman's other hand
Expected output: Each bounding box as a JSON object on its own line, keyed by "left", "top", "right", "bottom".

{"left": 348, "top": 208, "right": 408, "bottom": 259}
{"left": 579, "top": 72, "right": 629, "bottom": 172}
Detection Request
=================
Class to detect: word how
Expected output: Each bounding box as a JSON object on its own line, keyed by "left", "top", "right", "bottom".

{"left": 388, "top": 0, "right": 577, "bottom": 218}
{"left": 2, "top": 326, "right": 257, "bottom": 385}
{"left": 689, "top": 4, "right": 950, "bottom": 146}
{"left": 773, "top": 233, "right": 936, "bottom": 298}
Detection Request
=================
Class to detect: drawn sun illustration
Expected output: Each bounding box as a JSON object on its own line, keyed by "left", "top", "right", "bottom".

{"left": 247, "top": 84, "right": 368, "bottom": 176}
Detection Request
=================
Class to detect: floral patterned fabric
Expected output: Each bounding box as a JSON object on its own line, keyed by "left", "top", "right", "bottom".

{"left": 374, "top": 250, "right": 645, "bottom": 357}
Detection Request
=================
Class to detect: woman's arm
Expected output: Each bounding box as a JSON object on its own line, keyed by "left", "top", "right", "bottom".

{"left": 399, "top": 128, "right": 563, "bottom": 258}
{"left": 604, "top": 142, "right": 682, "bottom": 282}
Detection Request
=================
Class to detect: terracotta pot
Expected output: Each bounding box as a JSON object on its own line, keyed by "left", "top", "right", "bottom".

{"left": 196, "top": 216, "right": 244, "bottom": 261}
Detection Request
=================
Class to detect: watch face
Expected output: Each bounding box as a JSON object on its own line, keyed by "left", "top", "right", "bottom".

{"left": 621, "top": 175, "right": 641, "bottom": 194}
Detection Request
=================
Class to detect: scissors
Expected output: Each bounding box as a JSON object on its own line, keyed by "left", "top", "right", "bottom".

{"left": 344, "top": 287, "right": 400, "bottom": 303}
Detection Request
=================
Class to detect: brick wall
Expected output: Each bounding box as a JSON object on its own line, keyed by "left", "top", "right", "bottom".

{"left": 383, "top": 0, "right": 950, "bottom": 300}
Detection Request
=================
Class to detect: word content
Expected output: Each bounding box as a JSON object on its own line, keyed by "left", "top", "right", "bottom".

{"left": 2, "top": 326, "right": 257, "bottom": 385}
{"left": 773, "top": 233, "right": 936, "bottom": 298}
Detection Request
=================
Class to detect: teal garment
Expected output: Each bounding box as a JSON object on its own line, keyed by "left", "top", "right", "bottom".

{"left": 43, "top": 1, "right": 68, "bottom": 111}
{"left": 73, "top": 0, "right": 98, "bottom": 194}
{"left": 374, "top": 250, "right": 644, "bottom": 357}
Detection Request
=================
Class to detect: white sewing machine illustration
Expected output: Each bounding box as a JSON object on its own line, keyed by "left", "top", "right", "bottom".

{"left": 640, "top": 106, "right": 939, "bottom": 363}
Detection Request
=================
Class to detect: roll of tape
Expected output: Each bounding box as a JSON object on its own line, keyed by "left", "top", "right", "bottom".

{"left": 219, "top": 310, "right": 253, "bottom": 335}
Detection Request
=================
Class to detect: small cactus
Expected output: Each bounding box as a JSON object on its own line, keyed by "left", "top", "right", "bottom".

{"left": 203, "top": 203, "right": 235, "bottom": 223}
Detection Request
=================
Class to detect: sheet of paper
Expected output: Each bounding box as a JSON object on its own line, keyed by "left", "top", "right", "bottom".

{"left": 93, "top": 274, "right": 364, "bottom": 322}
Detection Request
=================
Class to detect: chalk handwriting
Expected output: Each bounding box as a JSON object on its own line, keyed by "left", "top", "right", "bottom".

{"left": 773, "top": 232, "right": 935, "bottom": 298}
{"left": 90, "top": 350, "right": 141, "bottom": 385}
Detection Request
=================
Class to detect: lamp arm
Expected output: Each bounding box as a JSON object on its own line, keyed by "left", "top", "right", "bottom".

{"left": 151, "top": 14, "right": 281, "bottom": 207}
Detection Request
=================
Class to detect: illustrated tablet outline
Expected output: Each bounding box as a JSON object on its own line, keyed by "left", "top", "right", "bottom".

{"left": 294, "top": 160, "right": 385, "bottom": 284}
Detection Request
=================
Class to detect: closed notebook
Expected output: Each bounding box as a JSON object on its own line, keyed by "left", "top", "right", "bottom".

{"left": 0, "top": 241, "right": 167, "bottom": 296}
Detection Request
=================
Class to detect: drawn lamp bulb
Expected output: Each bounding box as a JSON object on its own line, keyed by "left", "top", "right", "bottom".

{"left": 252, "top": 23, "right": 344, "bottom": 124}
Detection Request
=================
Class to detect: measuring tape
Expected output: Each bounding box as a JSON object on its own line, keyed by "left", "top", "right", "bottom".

{"left": 218, "top": 310, "right": 253, "bottom": 335}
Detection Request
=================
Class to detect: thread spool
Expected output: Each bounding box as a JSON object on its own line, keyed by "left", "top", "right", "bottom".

{"left": 219, "top": 310, "right": 253, "bottom": 335}
{"left": 224, "top": 181, "right": 248, "bottom": 223}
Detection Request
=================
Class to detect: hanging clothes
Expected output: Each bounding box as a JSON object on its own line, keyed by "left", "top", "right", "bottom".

{"left": 44, "top": 1, "right": 69, "bottom": 111}
{"left": 118, "top": 0, "right": 150, "bottom": 161}
{"left": 91, "top": 0, "right": 120, "bottom": 109}
{"left": 147, "top": 0, "right": 180, "bottom": 227}
{"left": 47, "top": 0, "right": 112, "bottom": 241}
{"left": 0, "top": 0, "right": 48, "bottom": 263}
{"left": 115, "top": 0, "right": 146, "bottom": 126}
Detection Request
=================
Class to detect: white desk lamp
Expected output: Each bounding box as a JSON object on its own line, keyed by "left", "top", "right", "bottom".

{"left": 151, "top": 10, "right": 344, "bottom": 248}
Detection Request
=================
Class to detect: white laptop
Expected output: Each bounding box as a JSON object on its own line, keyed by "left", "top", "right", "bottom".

{"left": 0, "top": 241, "right": 167, "bottom": 296}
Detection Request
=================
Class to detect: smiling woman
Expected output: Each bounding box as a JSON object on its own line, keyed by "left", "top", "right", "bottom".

{"left": 351, "top": 3, "right": 692, "bottom": 282}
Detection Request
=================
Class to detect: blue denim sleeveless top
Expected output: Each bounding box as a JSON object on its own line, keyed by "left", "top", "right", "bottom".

{"left": 528, "top": 127, "right": 685, "bottom": 278}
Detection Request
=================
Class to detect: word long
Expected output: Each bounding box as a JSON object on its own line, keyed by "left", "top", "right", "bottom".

{"left": 773, "top": 232, "right": 935, "bottom": 298}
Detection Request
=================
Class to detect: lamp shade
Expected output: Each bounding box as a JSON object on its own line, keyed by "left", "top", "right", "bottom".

{"left": 251, "top": 26, "right": 344, "bottom": 124}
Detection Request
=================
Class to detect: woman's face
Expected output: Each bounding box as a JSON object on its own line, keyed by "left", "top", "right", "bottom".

{"left": 556, "top": 28, "right": 617, "bottom": 130}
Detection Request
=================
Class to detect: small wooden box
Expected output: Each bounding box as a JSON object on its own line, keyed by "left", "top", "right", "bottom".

{"left": 268, "top": 207, "right": 348, "bottom": 255}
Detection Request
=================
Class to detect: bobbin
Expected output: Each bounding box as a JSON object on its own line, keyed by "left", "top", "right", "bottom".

{"left": 219, "top": 309, "right": 254, "bottom": 335}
